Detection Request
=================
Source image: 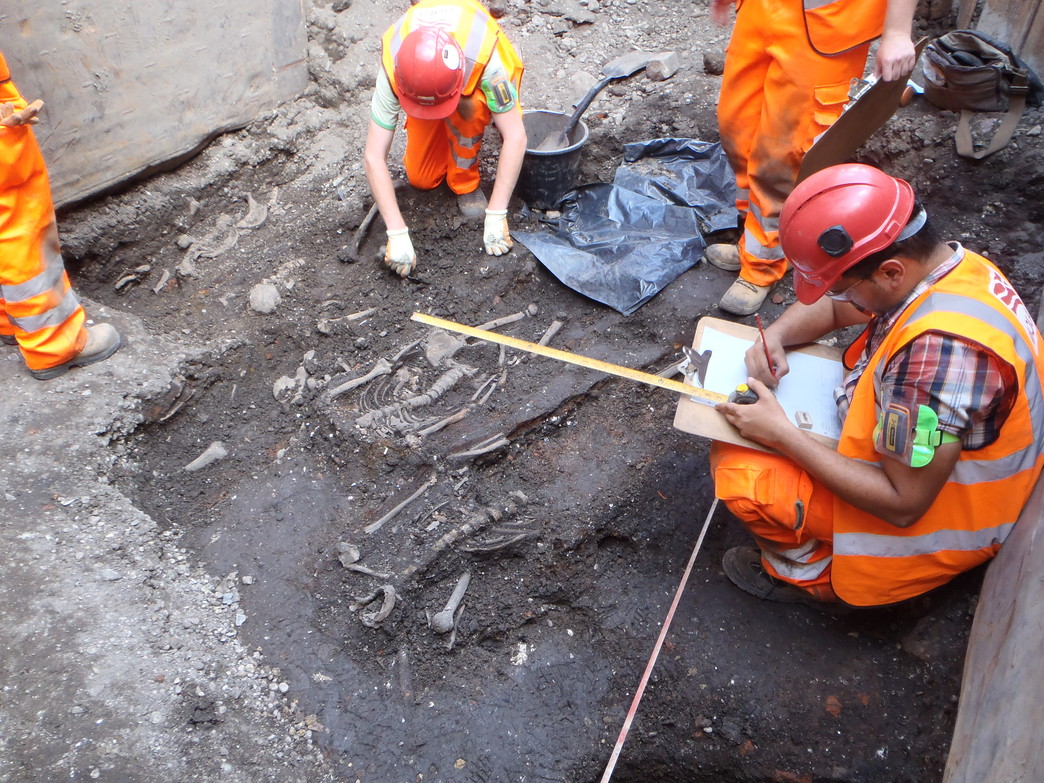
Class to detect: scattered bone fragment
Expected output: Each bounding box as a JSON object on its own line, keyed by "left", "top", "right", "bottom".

{"left": 272, "top": 366, "right": 308, "bottom": 403}
{"left": 364, "top": 473, "right": 437, "bottom": 534}
{"left": 319, "top": 307, "right": 379, "bottom": 334}
{"left": 338, "top": 543, "right": 394, "bottom": 579}
{"left": 475, "top": 311, "right": 526, "bottom": 331}
{"left": 235, "top": 193, "right": 269, "bottom": 229}
{"left": 429, "top": 572, "right": 471, "bottom": 634}
{"left": 183, "top": 441, "right": 228, "bottom": 472}
{"left": 346, "top": 562, "right": 393, "bottom": 580}
{"left": 424, "top": 330, "right": 468, "bottom": 367}
{"left": 449, "top": 433, "right": 510, "bottom": 461}
{"left": 537, "top": 319, "right": 564, "bottom": 346}
{"left": 151, "top": 268, "right": 172, "bottom": 294}
{"left": 114, "top": 264, "right": 152, "bottom": 290}
{"left": 354, "top": 584, "right": 397, "bottom": 628}
{"left": 416, "top": 407, "right": 469, "bottom": 437}
{"left": 326, "top": 358, "right": 393, "bottom": 400}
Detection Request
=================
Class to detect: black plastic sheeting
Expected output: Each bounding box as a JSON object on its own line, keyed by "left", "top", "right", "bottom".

{"left": 515, "top": 138, "right": 738, "bottom": 315}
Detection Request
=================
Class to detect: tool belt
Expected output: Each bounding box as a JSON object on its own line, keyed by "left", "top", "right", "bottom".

{"left": 922, "top": 30, "right": 1043, "bottom": 160}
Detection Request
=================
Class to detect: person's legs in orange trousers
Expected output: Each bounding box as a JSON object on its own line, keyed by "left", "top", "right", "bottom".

{"left": 710, "top": 441, "right": 838, "bottom": 601}
{"left": 402, "top": 89, "right": 490, "bottom": 195}
{"left": 0, "top": 125, "right": 88, "bottom": 372}
{"left": 717, "top": 0, "right": 871, "bottom": 288}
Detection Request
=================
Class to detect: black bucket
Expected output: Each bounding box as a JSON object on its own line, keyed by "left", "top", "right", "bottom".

{"left": 516, "top": 110, "right": 589, "bottom": 210}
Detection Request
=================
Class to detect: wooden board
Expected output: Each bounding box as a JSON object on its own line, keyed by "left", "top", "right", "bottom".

{"left": 960, "top": 0, "right": 1043, "bottom": 80}
{"left": 672, "top": 317, "right": 844, "bottom": 451}
{"left": 943, "top": 470, "right": 1044, "bottom": 783}
{"left": 0, "top": 1, "right": 307, "bottom": 207}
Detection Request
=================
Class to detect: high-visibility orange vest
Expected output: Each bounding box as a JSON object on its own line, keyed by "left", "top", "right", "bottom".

{"left": 833, "top": 249, "right": 1044, "bottom": 606}
{"left": 381, "top": 0, "right": 523, "bottom": 102}
{"left": 803, "top": 0, "right": 888, "bottom": 57}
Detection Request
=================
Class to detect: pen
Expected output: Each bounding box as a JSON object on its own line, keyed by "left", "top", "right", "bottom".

{"left": 755, "top": 314, "right": 776, "bottom": 380}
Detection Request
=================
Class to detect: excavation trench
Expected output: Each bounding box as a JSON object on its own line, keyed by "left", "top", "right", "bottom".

{"left": 110, "top": 329, "right": 972, "bottom": 782}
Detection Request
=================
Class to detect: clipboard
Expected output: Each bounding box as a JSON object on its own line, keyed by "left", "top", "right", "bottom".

{"left": 672, "top": 317, "right": 845, "bottom": 451}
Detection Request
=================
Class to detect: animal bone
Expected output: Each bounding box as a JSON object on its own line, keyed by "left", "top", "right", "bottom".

{"left": 429, "top": 572, "right": 471, "bottom": 634}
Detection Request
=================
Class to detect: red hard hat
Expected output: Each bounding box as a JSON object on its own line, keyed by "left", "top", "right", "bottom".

{"left": 780, "top": 164, "right": 916, "bottom": 304}
{"left": 394, "top": 27, "right": 465, "bottom": 120}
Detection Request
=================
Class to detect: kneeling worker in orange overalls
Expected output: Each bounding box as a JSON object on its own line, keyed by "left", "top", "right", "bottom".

{"left": 712, "top": 163, "right": 1044, "bottom": 608}
{"left": 364, "top": 0, "right": 526, "bottom": 277}
{"left": 1, "top": 52, "right": 122, "bottom": 379}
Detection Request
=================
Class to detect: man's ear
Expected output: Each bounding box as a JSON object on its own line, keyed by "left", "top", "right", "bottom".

{"left": 875, "top": 258, "right": 906, "bottom": 290}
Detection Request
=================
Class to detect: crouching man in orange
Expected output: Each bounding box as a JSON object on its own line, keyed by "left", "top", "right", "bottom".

{"left": 363, "top": 0, "right": 526, "bottom": 277}
{"left": 711, "top": 163, "right": 1044, "bottom": 608}
{"left": 1, "top": 52, "right": 121, "bottom": 380}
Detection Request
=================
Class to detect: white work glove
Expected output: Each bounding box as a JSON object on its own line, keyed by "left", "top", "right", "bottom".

{"left": 483, "top": 209, "right": 513, "bottom": 256}
{"left": 384, "top": 227, "right": 416, "bottom": 277}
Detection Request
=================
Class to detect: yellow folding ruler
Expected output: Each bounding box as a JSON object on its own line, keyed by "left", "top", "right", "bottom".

{"left": 410, "top": 312, "right": 732, "bottom": 407}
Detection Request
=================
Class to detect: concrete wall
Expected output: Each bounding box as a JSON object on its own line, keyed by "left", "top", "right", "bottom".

{"left": 1, "top": 1, "right": 308, "bottom": 207}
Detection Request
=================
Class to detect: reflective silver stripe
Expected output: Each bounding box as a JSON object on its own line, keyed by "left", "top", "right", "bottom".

{"left": 762, "top": 545, "right": 831, "bottom": 580}
{"left": 458, "top": 9, "right": 491, "bottom": 86}
{"left": 742, "top": 227, "right": 786, "bottom": 260}
{"left": 3, "top": 241, "right": 66, "bottom": 302}
{"left": 748, "top": 201, "right": 780, "bottom": 233}
{"left": 803, "top": 0, "right": 838, "bottom": 10}
{"left": 835, "top": 522, "right": 1013, "bottom": 557}
{"left": 450, "top": 148, "right": 478, "bottom": 169}
{"left": 11, "top": 287, "right": 81, "bottom": 332}
{"left": 389, "top": 19, "right": 405, "bottom": 55}
{"left": 446, "top": 122, "right": 483, "bottom": 148}
{"left": 735, "top": 186, "right": 749, "bottom": 204}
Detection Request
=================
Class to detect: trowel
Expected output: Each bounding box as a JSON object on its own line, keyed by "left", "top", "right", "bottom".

{"left": 535, "top": 51, "right": 655, "bottom": 151}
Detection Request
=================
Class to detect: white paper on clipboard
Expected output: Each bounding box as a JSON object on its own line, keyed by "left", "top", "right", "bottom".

{"left": 673, "top": 317, "right": 846, "bottom": 450}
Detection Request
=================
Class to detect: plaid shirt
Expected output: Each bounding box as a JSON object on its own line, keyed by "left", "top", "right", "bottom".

{"left": 836, "top": 243, "right": 1017, "bottom": 464}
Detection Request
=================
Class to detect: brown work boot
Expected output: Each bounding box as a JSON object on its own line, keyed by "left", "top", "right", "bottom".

{"left": 722, "top": 547, "right": 851, "bottom": 613}
{"left": 456, "top": 189, "right": 488, "bottom": 222}
{"left": 28, "top": 323, "right": 123, "bottom": 380}
{"left": 704, "top": 243, "right": 741, "bottom": 272}
{"left": 719, "top": 277, "right": 772, "bottom": 316}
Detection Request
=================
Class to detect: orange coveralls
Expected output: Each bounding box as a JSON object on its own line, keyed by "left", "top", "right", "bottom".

{"left": 0, "top": 52, "right": 87, "bottom": 371}
{"left": 381, "top": 0, "right": 524, "bottom": 195}
{"left": 717, "top": 0, "right": 883, "bottom": 287}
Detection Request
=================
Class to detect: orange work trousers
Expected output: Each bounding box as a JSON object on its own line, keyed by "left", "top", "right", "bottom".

{"left": 710, "top": 441, "right": 838, "bottom": 601}
{"left": 717, "top": 0, "right": 872, "bottom": 287}
{"left": 1, "top": 55, "right": 86, "bottom": 370}
{"left": 403, "top": 88, "right": 491, "bottom": 195}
